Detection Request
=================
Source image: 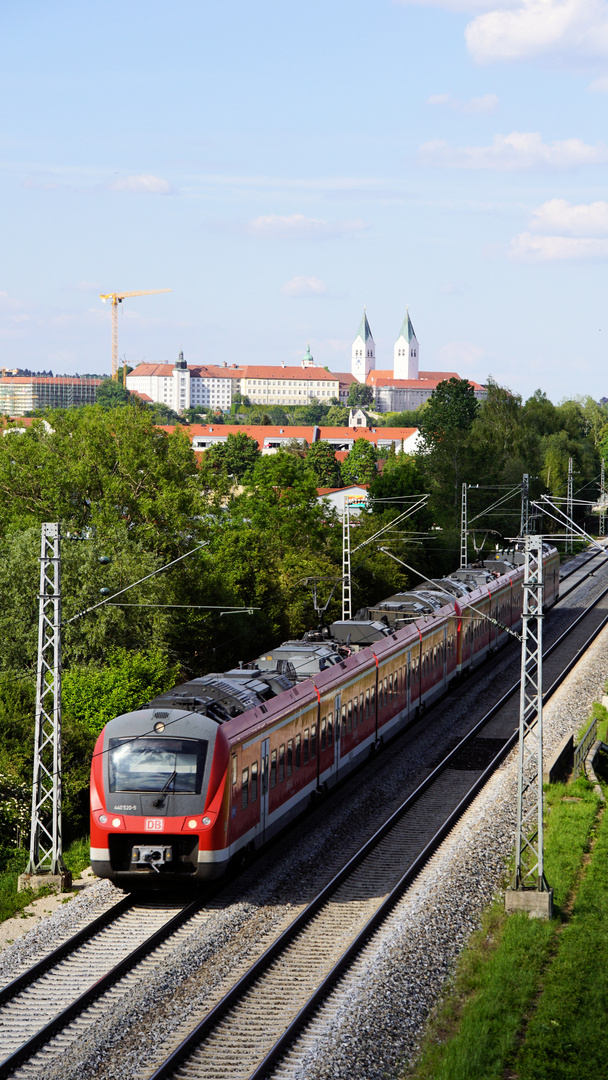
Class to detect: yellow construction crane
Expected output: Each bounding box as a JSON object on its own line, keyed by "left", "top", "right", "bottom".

{"left": 99, "top": 289, "right": 171, "bottom": 381}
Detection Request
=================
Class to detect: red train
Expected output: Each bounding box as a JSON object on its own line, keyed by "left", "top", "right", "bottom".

{"left": 90, "top": 543, "right": 559, "bottom": 886}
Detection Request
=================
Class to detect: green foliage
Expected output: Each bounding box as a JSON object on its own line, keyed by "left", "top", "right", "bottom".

{"left": 95, "top": 379, "right": 133, "bottom": 409}
{"left": 377, "top": 408, "right": 425, "bottom": 427}
{"left": 324, "top": 404, "right": 349, "bottom": 425}
{"left": 201, "top": 430, "right": 261, "bottom": 480}
{"left": 146, "top": 401, "right": 182, "bottom": 424}
{"left": 347, "top": 382, "right": 374, "bottom": 407}
{"left": 341, "top": 439, "right": 377, "bottom": 485}
{"left": 305, "top": 440, "right": 342, "bottom": 487}
{"left": 369, "top": 450, "right": 423, "bottom": 502}
{"left": 62, "top": 646, "right": 180, "bottom": 737}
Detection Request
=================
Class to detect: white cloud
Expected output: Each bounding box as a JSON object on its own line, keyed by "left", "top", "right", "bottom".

{"left": 398, "top": 0, "right": 608, "bottom": 64}
{"left": 247, "top": 213, "right": 367, "bottom": 240}
{"left": 511, "top": 196, "right": 608, "bottom": 258}
{"left": 70, "top": 280, "right": 102, "bottom": 292}
{"left": 529, "top": 198, "right": 608, "bottom": 235}
{"left": 466, "top": 0, "right": 608, "bottom": 64}
{"left": 419, "top": 131, "right": 608, "bottom": 169}
{"left": 428, "top": 92, "right": 499, "bottom": 112}
{"left": 588, "top": 74, "right": 608, "bottom": 89}
{"left": 510, "top": 232, "right": 608, "bottom": 259}
{"left": 108, "top": 174, "right": 172, "bottom": 194}
{"left": 281, "top": 276, "right": 328, "bottom": 297}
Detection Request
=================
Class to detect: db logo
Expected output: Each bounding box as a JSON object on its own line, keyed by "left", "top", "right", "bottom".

{"left": 145, "top": 818, "right": 164, "bottom": 832}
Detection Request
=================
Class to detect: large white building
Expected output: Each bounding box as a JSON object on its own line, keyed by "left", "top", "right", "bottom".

{"left": 351, "top": 311, "right": 376, "bottom": 381}
{"left": 127, "top": 353, "right": 234, "bottom": 413}
{"left": 127, "top": 351, "right": 340, "bottom": 413}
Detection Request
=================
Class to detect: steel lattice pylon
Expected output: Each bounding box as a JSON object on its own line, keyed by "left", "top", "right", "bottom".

{"left": 26, "top": 523, "right": 66, "bottom": 876}
{"left": 512, "top": 534, "right": 548, "bottom": 893}
{"left": 600, "top": 459, "right": 606, "bottom": 538}
{"left": 342, "top": 502, "right": 352, "bottom": 621}
{"left": 521, "top": 473, "right": 530, "bottom": 536}
{"left": 460, "top": 482, "right": 467, "bottom": 570}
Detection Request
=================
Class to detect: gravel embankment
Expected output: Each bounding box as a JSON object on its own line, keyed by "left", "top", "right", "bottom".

{"left": 274, "top": 622, "right": 608, "bottom": 1080}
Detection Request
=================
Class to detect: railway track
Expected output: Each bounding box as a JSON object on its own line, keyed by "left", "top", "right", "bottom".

{"left": 0, "top": 543, "right": 606, "bottom": 1080}
{"left": 144, "top": 570, "right": 608, "bottom": 1080}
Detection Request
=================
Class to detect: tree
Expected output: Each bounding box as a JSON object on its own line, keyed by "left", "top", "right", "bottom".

{"left": 146, "top": 402, "right": 182, "bottom": 424}
{"left": 347, "top": 383, "right": 374, "bottom": 407}
{"left": 417, "top": 378, "right": 480, "bottom": 513}
{"left": 341, "top": 439, "right": 377, "bottom": 484}
{"left": 202, "top": 430, "right": 261, "bottom": 480}
{"left": 369, "top": 450, "right": 423, "bottom": 502}
{"left": 96, "top": 379, "right": 133, "bottom": 409}
{"left": 306, "top": 440, "right": 342, "bottom": 487}
{"left": 325, "top": 405, "right": 349, "bottom": 425}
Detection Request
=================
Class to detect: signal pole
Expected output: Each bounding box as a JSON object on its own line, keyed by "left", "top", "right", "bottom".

{"left": 600, "top": 460, "right": 606, "bottom": 538}
{"left": 22, "top": 524, "right": 70, "bottom": 891}
{"left": 566, "top": 457, "right": 574, "bottom": 553}
{"left": 521, "top": 474, "right": 530, "bottom": 536}
{"left": 505, "top": 533, "right": 552, "bottom": 918}
{"left": 460, "top": 482, "right": 467, "bottom": 569}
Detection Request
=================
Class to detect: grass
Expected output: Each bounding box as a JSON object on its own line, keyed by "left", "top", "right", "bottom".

{"left": 0, "top": 835, "right": 90, "bottom": 926}
{"left": 576, "top": 700, "right": 608, "bottom": 745}
{"left": 404, "top": 778, "right": 602, "bottom": 1080}
{"left": 517, "top": 804, "right": 608, "bottom": 1079}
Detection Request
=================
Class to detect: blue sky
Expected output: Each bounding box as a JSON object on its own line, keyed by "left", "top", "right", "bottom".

{"left": 2, "top": 0, "right": 608, "bottom": 400}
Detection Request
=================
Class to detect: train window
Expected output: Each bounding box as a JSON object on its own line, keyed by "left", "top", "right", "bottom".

{"left": 328, "top": 714, "right": 333, "bottom": 745}
{"left": 384, "top": 676, "right": 388, "bottom": 700}
{"left": 321, "top": 717, "right": 327, "bottom": 751}
{"left": 251, "top": 761, "right": 258, "bottom": 802}
{"left": 366, "top": 688, "right": 370, "bottom": 720}
{"left": 241, "top": 767, "right": 249, "bottom": 810}
{"left": 279, "top": 744, "right": 285, "bottom": 783}
{"left": 353, "top": 696, "right": 358, "bottom": 728}
{"left": 295, "top": 734, "right": 301, "bottom": 769}
{"left": 232, "top": 754, "right": 237, "bottom": 787}
{"left": 347, "top": 700, "right": 352, "bottom": 732}
{"left": 359, "top": 692, "right": 364, "bottom": 721}
{"left": 287, "top": 738, "right": 293, "bottom": 776}
{"left": 389, "top": 673, "right": 394, "bottom": 698}
{"left": 303, "top": 728, "right": 309, "bottom": 764}
{"left": 311, "top": 723, "right": 317, "bottom": 757}
{"left": 342, "top": 703, "right": 347, "bottom": 734}
{"left": 371, "top": 685, "right": 376, "bottom": 714}
{"left": 270, "top": 750, "right": 277, "bottom": 788}
{"left": 109, "top": 737, "right": 208, "bottom": 795}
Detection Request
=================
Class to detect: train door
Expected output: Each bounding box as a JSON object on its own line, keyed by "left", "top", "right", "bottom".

{"left": 260, "top": 737, "right": 270, "bottom": 841}
{"left": 333, "top": 693, "right": 341, "bottom": 780}
{"left": 406, "top": 651, "right": 411, "bottom": 709}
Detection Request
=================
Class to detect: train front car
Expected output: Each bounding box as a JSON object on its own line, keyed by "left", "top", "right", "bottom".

{"left": 90, "top": 707, "right": 231, "bottom": 886}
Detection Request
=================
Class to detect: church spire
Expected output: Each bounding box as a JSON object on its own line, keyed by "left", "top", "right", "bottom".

{"left": 351, "top": 308, "right": 376, "bottom": 381}
{"left": 394, "top": 308, "right": 419, "bottom": 379}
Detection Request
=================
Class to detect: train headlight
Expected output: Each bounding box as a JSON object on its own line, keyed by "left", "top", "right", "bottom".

{"left": 187, "top": 818, "right": 198, "bottom": 829}
{"left": 202, "top": 816, "right": 212, "bottom": 827}
{"left": 112, "top": 817, "right": 121, "bottom": 827}
{"left": 98, "top": 814, "right": 107, "bottom": 824}
{"left": 154, "top": 721, "right": 165, "bottom": 733}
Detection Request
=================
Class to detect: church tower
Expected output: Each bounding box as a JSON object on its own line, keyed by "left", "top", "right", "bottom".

{"left": 394, "top": 309, "right": 419, "bottom": 379}
{"left": 351, "top": 310, "right": 375, "bottom": 381}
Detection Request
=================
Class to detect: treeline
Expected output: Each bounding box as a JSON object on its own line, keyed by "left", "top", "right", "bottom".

{"left": 0, "top": 378, "right": 605, "bottom": 849}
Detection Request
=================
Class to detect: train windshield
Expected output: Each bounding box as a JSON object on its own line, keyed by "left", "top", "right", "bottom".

{"left": 108, "top": 738, "right": 208, "bottom": 793}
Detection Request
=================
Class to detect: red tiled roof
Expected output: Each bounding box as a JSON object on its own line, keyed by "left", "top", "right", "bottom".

{"left": 367, "top": 369, "right": 461, "bottom": 384}
{"left": 317, "top": 484, "right": 369, "bottom": 495}
{"left": 0, "top": 376, "right": 102, "bottom": 385}
{"left": 162, "top": 424, "right": 419, "bottom": 449}
{"left": 132, "top": 390, "right": 153, "bottom": 402}
{"left": 129, "top": 363, "right": 338, "bottom": 382}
